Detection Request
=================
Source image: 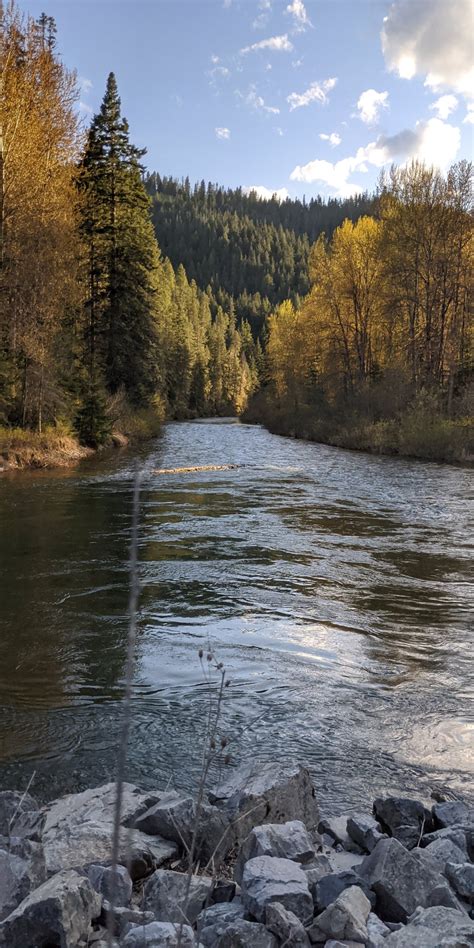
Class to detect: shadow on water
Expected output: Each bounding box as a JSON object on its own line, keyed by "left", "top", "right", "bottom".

{"left": 0, "top": 420, "right": 472, "bottom": 810}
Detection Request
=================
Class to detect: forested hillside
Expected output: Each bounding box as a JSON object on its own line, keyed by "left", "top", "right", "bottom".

{"left": 146, "top": 175, "right": 373, "bottom": 332}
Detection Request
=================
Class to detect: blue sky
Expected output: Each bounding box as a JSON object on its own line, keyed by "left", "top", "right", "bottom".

{"left": 26, "top": 0, "right": 474, "bottom": 199}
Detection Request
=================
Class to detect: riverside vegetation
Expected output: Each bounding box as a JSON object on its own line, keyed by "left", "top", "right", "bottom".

{"left": 0, "top": 3, "right": 472, "bottom": 469}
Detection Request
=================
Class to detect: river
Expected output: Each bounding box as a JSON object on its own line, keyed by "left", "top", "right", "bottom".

{"left": 0, "top": 419, "right": 472, "bottom": 813}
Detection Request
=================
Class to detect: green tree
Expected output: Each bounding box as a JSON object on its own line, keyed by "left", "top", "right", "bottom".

{"left": 78, "top": 72, "right": 160, "bottom": 405}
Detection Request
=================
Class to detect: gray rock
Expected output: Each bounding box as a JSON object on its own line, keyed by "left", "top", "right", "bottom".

{"left": 422, "top": 825, "right": 470, "bottom": 858}
{"left": 212, "top": 880, "right": 237, "bottom": 904}
{"left": 327, "top": 850, "right": 365, "bottom": 873}
{"left": 135, "top": 793, "right": 233, "bottom": 867}
{"left": 303, "top": 854, "right": 333, "bottom": 900}
{"left": 359, "top": 837, "right": 461, "bottom": 922}
{"left": 424, "top": 835, "right": 468, "bottom": 871}
{"left": 241, "top": 854, "right": 313, "bottom": 924}
{"left": 209, "top": 761, "right": 319, "bottom": 840}
{"left": 44, "top": 782, "right": 159, "bottom": 833}
{"left": 142, "top": 868, "right": 214, "bottom": 924}
{"left": 366, "top": 911, "right": 390, "bottom": 947}
{"left": 314, "top": 870, "right": 375, "bottom": 912}
{"left": 0, "top": 791, "right": 44, "bottom": 842}
{"left": 101, "top": 901, "right": 155, "bottom": 937}
{"left": 347, "top": 814, "right": 386, "bottom": 853}
{"left": 43, "top": 818, "right": 177, "bottom": 879}
{"left": 373, "top": 797, "right": 431, "bottom": 847}
{"left": 324, "top": 943, "right": 366, "bottom": 948}
{"left": 265, "top": 900, "right": 310, "bottom": 946}
{"left": 420, "top": 826, "right": 474, "bottom": 860}
{"left": 307, "top": 885, "right": 371, "bottom": 944}
{"left": 122, "top": 921, "right": 195, "bottom": 947}
{"left": 433, "top": 801, "right": 472, "bottom": 829}
{"left": 446, "top": 862, "right": 474, "bottom": 902}
{"left": 235, "top": 820, "right": 315, "bottom": 883}
{"left": 384, "top": 905, "right": 474, "bottom": 946}
{"left": 86, "top": 863, "right": 132, "bottom": 906}
{"left": 0, "top": 841, "right": 47, "bottom": 921}
{"left": 319, "top": 816, "right": 352, "bottom": 848}
{"left": 0, "top": 868, "right": 101, "bottom": 948}
{"left": 200, "top": 917, "right": 278, "bottom": 947}
{"left": 196, "top": 899, "right": 247, "bottom": 931}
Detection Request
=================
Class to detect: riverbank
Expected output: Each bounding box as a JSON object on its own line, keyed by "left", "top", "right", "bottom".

{"left": 0, "top": 761, "right": 472, "bottom": 946}
{"left": 0, "top": 403, "right": 165, "bottom": 472}
{"left": 243, "top": 391, "right": 474, "bottom": 466}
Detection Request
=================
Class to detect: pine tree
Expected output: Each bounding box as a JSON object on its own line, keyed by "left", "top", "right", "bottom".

{"left": 78, "top": 73, "right": 160, "bottom": 406}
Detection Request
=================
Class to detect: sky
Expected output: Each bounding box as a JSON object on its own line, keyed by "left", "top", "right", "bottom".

{"left": 25, "top": 0, "right": 474, "bottom": 200}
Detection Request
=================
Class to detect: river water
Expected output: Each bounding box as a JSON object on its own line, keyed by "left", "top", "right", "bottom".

{"left": 0, "top": 419, "right": 473, "bottom": 812}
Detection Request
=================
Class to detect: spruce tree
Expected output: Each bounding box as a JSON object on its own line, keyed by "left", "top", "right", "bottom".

{"left": 78, "top": 73, "right": 159, "bottom": 406}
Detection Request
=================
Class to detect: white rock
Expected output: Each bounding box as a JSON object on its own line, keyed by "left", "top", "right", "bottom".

{"left": 265, "top": 900, "right": 311, "bottom": 946}
{"left": 122, "top": 921, "right": 196, "bottom": 947}
{"left": 0, "top": 868, "right": 101, "bottom": 948}
{"left": 235, "top": 820, "right": 315, "bottom": 883}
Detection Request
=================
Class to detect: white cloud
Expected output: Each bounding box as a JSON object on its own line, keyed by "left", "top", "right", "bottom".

{"left": 429, "top": 94, "right": 459, "bottom": 119}
{"left": 287, "top": 78, "right": 337, "bottom": 110}
{"left": 79, "top": 101, "right": 93, "bottom": 115}
{"left": 238, "top": 85, "right": 280, "bottom": 114}
{"left": 382, "top": 0, "right": 474, "bottom": 98}
{"left": 356, "top": 89, "right": 389, "bottom": 125}
{"left": 320, "top": 132, "right": 342, "bottom": 147}
{"left": 211, "top": 55, "right": 220, "bottom": 65}
{"left": 209, "top": 65, "right": 230, "bottom": 81}
{"left": 286, "top": 0, "right": 312, "bottom": 32}
{"left": 241, "top": 34, "right": 293, "bottom": 54}
{"left": 276, "top": 127, "right": 284, "bottom": 136}
{"left": 464, "top": 104, "right": 474, "bottom": 124}
{"left": 244, "top": 185, "right": 289, "bottom": 201}
{"left": 290, "top": 117, "right": 461, "bottom": 197}
{"left": 253, "top": 0, "right": 272, "bottom": 29}
{"left": 215, "top": 127, "right": 231, "bottom": 140}
{"left": 79, "top": 77, "right": 93, "bottom": 94}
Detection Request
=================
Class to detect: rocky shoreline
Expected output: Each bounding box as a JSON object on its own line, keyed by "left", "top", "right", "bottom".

{"left": 0, "top": 761, "right": 473, "bottom": 947}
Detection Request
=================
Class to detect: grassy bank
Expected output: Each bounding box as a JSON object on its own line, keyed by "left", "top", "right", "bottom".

{"left": 243, "top": 389, "right": 474, "bottom": 466}
{"left": 0, "top": 401, "right": 166, "bottom": 472}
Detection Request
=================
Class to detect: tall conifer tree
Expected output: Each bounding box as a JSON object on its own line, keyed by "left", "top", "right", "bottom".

{"left": 78, "top": 73, "right": 159, "bottom": 406}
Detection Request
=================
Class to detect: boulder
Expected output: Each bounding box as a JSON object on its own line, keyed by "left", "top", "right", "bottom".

{"left": 313, "top": 870, "right": 375, "bottom": 912}
{"left": 241, "top": 855, "right": 313, "bottom": 924}
{"left": 384, "top": 905, "right": 474, "bottom": 946}
{"left": 86, "top": 863, "right": 132, "bottom": 906}
{"left": 43, "top": 819, "right": 177, "bottom": 879}
{"left": 134, "top": 792, "right": 233, "bottom": 866}
{"left": 196, "top": 899, "right": 248, "bottom": 931}
{"left": 0, "top": 790, "right": 44, "bottom": 842}
{"left": 142, "top": 868, "right": 214, "bottom": 924}
{"left": 212, "top": 880, "right": 236, "bottom": 904}
{"left": 421, "top": 825, "right": 469, "bottom": 857}
{"left": 373, "top": 797, "right": 431, "bottom": 848}
{"left": 122, "top": 921, "right": 195, "bottom": 947}
{"left": 101, "top": 902, "right": 155, "bottom": 937}
{"left": 445, "top": 862, "right": 474, "bottom": 902}
{"left": 209, "top": 761, "right": 319, "bottom": 840}
{"left": 324, "top": 943, "right": 366, "bottom": 948}
{"left": 423, "top": 835, "right": 468, "bottom": 871}
{"left": 433, "top": 801, "right": 472, "bottom": 829}
{"left": 235, "top": 820, "right": 315, "bottom": 883}
{"left": 200, "top": 917, "right": 278, "bottom": 947}
{"left": 366, "top": 911, "right": 390, "bottom": 948}
{"left": 265, "top": 901, "right": 311, "bottom": 946}
{"left": 44, "top": 783, "right": 159, "bottom": 834}
{"left": 359, "top": 837, "right": 461, "bottom": 922}
{"left": 347, "top": 814, "right": 386, "bottom": 853}
{"left": 327, "top": 850, "right": 365, "bottom": 873}
{"left": 0, "top": 868, "right": 101, "bottom": 948}
{"left": 0, "top": 841, "right": 47, "bottom": 921}
{"left": 303, "top": 854, "right": 333, "bottom": 900}
{"left": 307, "top": 885, "right": 371, "bottom": 944}
{"left": 319, "top": 816, "right": 353, "bottom": 849}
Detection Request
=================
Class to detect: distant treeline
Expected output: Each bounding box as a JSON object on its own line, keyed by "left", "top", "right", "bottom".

{"left": 145, "top": 174, "right": 374, "bottom": 333}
